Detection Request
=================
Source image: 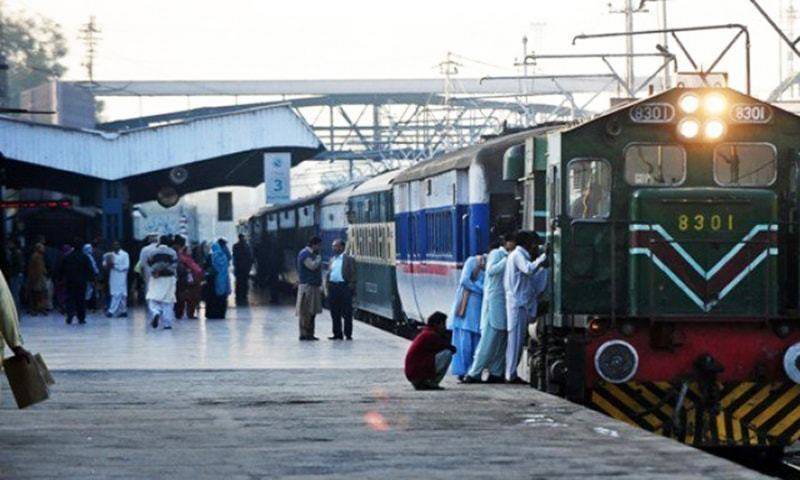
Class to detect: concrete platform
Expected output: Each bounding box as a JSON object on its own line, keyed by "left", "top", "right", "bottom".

{"left": 16, "top": 305, "right": 407, "bottom": 369}
{"left": 0, "top": 305, "right": 764, "bottom": 479}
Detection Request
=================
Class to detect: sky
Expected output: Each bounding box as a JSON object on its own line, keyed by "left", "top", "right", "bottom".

{"left": 5, "top": 0, "right": 799, "bottom": 119}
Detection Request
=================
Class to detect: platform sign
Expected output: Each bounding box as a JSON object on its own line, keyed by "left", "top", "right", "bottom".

{"left": 264, "top": 152, "right": 291, "bottom": 204}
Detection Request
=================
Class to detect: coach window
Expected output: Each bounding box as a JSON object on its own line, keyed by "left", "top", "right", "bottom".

{"left": 713, "top": 143, "right": 777, "bottom": 187}
{"left": 567, "top": 159, "right": 611, "bottom": 220}
{"left": 624, "top": 144, "right": 686, "bottom": 186}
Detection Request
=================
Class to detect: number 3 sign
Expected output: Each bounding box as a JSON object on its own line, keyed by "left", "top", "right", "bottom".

{"left": 264, "top": 153, "right": 291, "bottom": 204}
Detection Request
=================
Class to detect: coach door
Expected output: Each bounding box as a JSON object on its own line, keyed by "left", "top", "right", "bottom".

{"left": 561, "top": 158, "right": 614, "bottom": 316}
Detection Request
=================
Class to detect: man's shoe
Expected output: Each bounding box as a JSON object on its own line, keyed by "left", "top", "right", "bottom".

{"left": 310, "top": 336, "right": 320, "bottom": 341}
{"left": 462, "top": 375, "right": 482, "bottom": 384}
{"left": 65, "top": 317, "right": 73, "bottom": 325}
{"left": 328, "top": 336, "right": 343, "bottom": 340}
{"left": 299, "top": 336, "right": 311, "bottom": 341}
{"left": 486, "top": 375, "right": 505, "bottom": 384}
{"left": 345, "top": 336, "right": 352, "bottom": 341}
{"left": 118, "top": 312, "right": 128, "bottom": 318}
{"left": 507, "top": 377, "right": 527, "bottom": 385}
{"left": 457, "top": 375, "right": 465, "bottom": 383}
{"left": 151, "top": 314, "right": 160, "bottom": 329}
{"left": 105, "top": 311, "right": 112, "bottom": 318}
{"left": 163, "top": 326, "right": 172, "bottom": 330}
{"left": 78, "top": 319, "right": 86, "bottom": 325}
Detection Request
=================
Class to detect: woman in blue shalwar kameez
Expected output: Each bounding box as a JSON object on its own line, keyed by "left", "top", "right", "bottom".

{"left": 448, "top": 254, "right": 485, "bottom": 379}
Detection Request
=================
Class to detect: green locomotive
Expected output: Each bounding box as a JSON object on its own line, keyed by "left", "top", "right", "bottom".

{"left": 512, "top": 86, "right": 800, "bottom": 449}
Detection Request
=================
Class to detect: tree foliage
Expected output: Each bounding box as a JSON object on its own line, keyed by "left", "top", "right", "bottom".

{"left": 1, "top": 3, "right": 68, "bottom": 106}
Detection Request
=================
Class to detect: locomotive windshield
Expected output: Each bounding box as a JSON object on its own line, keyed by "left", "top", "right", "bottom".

{"left": 624, "top": 144, "right": 686, "bottom": 186}
{"left": 713, "top": 143, "right": 777, "bottom": 187}
{"left": 567, "top": 159, "right": 611, "bottom": 220}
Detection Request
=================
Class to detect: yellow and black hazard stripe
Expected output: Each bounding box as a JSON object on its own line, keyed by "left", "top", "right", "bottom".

{"left": 589, "top": 381, "right": 800, "bottom": 447}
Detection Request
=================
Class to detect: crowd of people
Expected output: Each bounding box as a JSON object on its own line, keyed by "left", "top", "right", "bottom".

{"left": 4, "top": 227, "right": 547, "bottom": 390}
{"left": 404, "top": 230, "right": 548, "bottom": 390}
{"left": 1, "top": 233, "right": 255, "bottom": 328}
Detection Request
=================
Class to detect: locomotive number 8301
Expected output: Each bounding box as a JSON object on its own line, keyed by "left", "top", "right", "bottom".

{"left": 677, "top": 213, "right": 735, "bottom": 231}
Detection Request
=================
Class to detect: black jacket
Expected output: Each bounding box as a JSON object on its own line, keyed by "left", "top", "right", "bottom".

{"left": 232, "top": 241, "right": 253, "bottom": 276}
{"left": 60, "top": 250, "right": 95, "bottom": 286}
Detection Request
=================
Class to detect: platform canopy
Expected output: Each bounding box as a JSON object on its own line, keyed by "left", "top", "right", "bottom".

{"left": 0, "top": 104, "right": 323, "bottom": 203}
{"left": 0, "top": 104, "right": 321, "bottom": 180}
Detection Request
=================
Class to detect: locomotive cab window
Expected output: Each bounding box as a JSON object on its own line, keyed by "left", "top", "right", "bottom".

{"left": 624, "top": 144, "right": 686, "bottom": 186}
{"left": 567, "top": 159, "right": 611, "bottom": 220}
{"left": 713, "top": 143, "right": 777, "bottom": 187}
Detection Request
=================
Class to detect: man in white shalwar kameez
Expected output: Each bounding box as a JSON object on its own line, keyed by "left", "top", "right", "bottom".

{"left": 464, "top": 233, "right": 517, "bottom": 383}
{"left": 136, "top": 234, "right": 159, "bottom": 292}
{"left": 503, "top": 231, "right": 548, "bottom": 384}
{"left": 146, "top": 236, "right": 178, "bottom": 330}
{"left": 106, "top": 241, "right": 129, "bottom": 317}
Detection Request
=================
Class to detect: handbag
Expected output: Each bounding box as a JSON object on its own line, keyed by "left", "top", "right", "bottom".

{"left": 3, "top": 353, "right": 52, "bottom": 409}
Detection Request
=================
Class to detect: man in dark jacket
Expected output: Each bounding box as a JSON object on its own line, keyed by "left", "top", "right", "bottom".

{"left": 232, "top": 234, "right": 253, "bottom": 306}
{"left": 325, "top": 239, "right": 356, "bottom": 340}
{"left": 404, "top": 312, "right": 456, "bottom": 390}
{"left": 60, "top": 238, "right": 95, "bottom": 325}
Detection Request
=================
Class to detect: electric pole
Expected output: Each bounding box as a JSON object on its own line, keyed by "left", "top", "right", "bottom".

{"left": 79, "top": 15, "right": 101, "bottom": 82}
{"left": 610, "top": 1, "right": 648, "bottom": 94}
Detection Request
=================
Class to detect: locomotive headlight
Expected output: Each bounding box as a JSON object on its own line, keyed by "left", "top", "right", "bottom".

{"left": 784, "top": 343, "right": 800, "bottom": 383}
{"left": 594, "top": 340, "right": 639, "bottom": 384}
{"left": 703, "top": 119, "right": 726, "bottom": 141}
{"left": 677, "top": 118, "right": 700, "bottom": 139}
{"left": 704, "top": 93, "right": 727, "bottom": 115}
{"left": 679, "top": 93, "right": 700, "bottom": 114}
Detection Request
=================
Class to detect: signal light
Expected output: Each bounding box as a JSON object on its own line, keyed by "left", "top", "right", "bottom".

{"left": 704, "top": 119, "right": 726, "bottom": 141}
{"left": 704, "top": 93, "right": 727, "bottom": 115}
{"left": 679, "top": 93, "right": 700, "bottom": 114}
{"left": 588, "top": 318, "right": 606, "bottom": 336}
{"left": 677, "top": 118, "right": 700, "bottom": 139}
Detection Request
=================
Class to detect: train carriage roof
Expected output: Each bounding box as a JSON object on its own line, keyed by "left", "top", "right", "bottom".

{"left": 351, "top": 169, "right": 401, "bottom": 196}
{"left": 320, "top": 180, "right": 363, "bottom": 206}
{"left": 252, "top": 189, "right": 331, "bottom": 219}
{"left": 393, "top": 123, "right": 564, "bottom": 184}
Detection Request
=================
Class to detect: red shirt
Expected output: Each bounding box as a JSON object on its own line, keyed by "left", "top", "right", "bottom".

{"left": 404, "top": 326, "right": 452, "bottom": 383}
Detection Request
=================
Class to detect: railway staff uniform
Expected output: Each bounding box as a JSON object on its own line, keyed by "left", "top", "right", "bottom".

{"left": 232, "top": 234, "right": 253, "bottom": 306}
{"left": 146, "top": 236, "right": 178, "bottom": 330}
{"left": 405, "top": 312, "right": 456, "bottom": 390}
{"left": 503, "top": 236, "right": 547, "bottom": 383}
{"left": 465, "top": 243, "right": 511, "bottom": 383}
{"left": 325, "top": 239, "right": 356, "bottom": 340}
{"left": 296, "top": 237, "right": 323, "bottom": 341}
{"left": 448, "top": 254, "right": 485, "bottom": 379}
{"left": 106, "top": 242, "right": 129, "bottom": 318}
{"left": 60, "top": 241, "right": 95, "bottom": 325}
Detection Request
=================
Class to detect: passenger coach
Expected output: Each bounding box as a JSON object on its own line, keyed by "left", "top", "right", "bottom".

{"left": 393, "top": 129, "right": 554, "bottom": 323}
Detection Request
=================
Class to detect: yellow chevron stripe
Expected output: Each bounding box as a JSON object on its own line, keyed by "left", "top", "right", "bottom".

{"left": 716, "top": 413, "right": 727, "bottom": 444}
{"left": 605, "top": 384, "right": 660, "bottom": 429}
{"left": 591, "top": 392, "right": 638, "bottom": 427}
{"left": 732, "top": 384, "right": 773, "bottom": 419}
{"left": 751, "top": 387, "right": 800, "bottom": 429}
{"left": 722, "top": 383, "right": 755, "bottom": 409}
{"left": 633, "top": 383, "right": 674, "bottom": 418}
{"left": 732, "top": 418, "right": 742, "bottom": 443}
{"left": 685, "top": 407, "right": 695, "bottom": 444}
